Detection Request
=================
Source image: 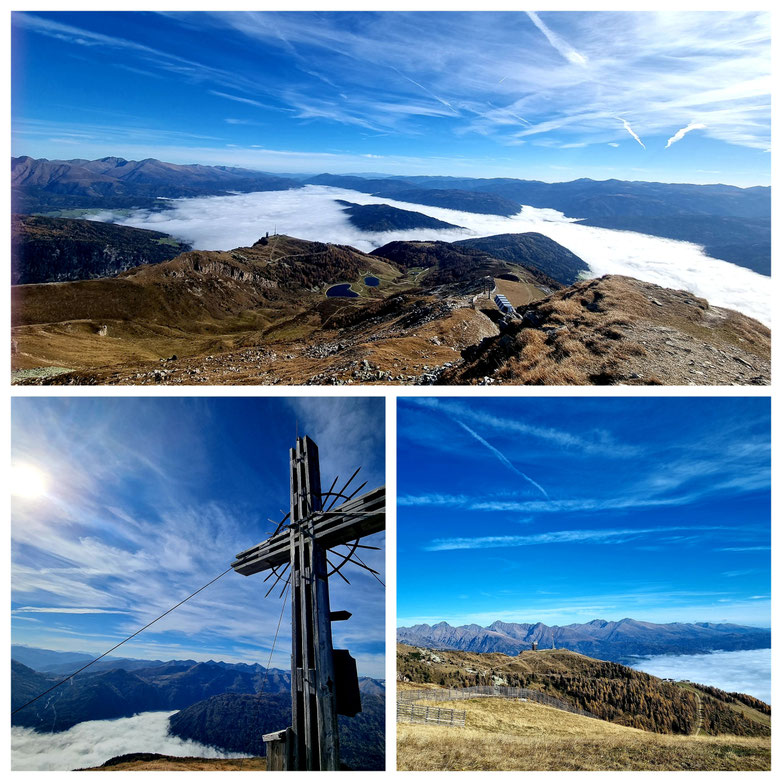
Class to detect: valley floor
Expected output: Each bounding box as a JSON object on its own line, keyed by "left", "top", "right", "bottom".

{"left": 396, "top": 697, "right": 771, "bottom": 771}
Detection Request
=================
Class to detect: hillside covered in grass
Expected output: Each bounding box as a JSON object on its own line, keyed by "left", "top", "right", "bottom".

{"left": 397, "top": 693, "right": 770, "bottom": 771}
{"left": 397, "top": 645, "right": 770, "bottom": 737}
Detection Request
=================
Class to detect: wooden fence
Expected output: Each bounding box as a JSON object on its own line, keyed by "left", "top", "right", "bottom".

{"left": 396, "top": 701, "right": 466, "bottom": 727}
{"left": 398, "top": 685, "right": 598, "bottom": 720}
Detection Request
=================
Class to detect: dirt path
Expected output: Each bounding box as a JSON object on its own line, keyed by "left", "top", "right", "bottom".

{"left": 693, "top": 691, "right": 704, "bottom": 736}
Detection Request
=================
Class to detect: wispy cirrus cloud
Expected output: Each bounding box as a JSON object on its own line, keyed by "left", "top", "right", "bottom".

{"left": 12, "top": 9, "right": 770, "bottom": 177}
{"left": 425, "top": 525, "right": 740, "bottom": 552}
{"left": 11, "top": 399, "right": 385, "bottom": 677}
{"left": 171, "top": 11, "right": 771, "bottom": 150}
{"left": 453, "top": 420, "right": 550, "bottom": 500}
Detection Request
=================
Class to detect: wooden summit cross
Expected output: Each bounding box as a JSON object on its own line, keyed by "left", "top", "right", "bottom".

{"left": 231, "top": 436, "right": 385, "bottom": 771}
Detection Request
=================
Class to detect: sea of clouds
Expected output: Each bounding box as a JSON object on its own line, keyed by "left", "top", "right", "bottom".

{"left": 91, "top": 185, "right": 771, "bottom": 326}
{"left": 629, "top": 647, "right": 771, "bottom": 704}
{"left": 11, "top": 711, "right": 247, "bottom": 771}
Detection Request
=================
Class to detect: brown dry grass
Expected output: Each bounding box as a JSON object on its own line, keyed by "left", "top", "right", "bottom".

{"left": 397, "top": 698, "right": 770, "bottom": 771}
{"left": 83, "top": 756, "right": 265, "bottom": 771}
{"left": 446, "top": 274, "right": 769, "bottom": 386}
{"left": 493, "top": 277, "right": 546, "bottom": 308}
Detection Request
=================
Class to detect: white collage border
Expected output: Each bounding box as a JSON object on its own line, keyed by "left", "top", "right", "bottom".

{"left": 3, "top": 0, "right": 779, "bottom": 777}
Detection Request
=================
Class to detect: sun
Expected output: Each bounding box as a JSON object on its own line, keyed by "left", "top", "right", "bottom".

{"left": 11, "top": 463, "right": 49, "bottom": 499}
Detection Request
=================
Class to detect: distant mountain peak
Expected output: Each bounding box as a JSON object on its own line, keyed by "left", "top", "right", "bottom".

{"left": 397, "top": 617, "right": 770, "bottom": 662}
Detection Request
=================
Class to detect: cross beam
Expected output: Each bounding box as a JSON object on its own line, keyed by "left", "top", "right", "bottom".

{"left": 231, "top": 436, "right": 385, "bottom": 771}
{"left": 231, "top": 487, "right": 385, "bottom": 576}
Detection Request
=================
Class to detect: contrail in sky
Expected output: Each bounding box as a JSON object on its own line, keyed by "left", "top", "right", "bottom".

{"left": 616, "top": 117, "right": 646, "bottom": 149}
{"left": 526, "top": 11, "right": 588, "bottom": 67}
{"left": 455, "top": 420, "right": 550, "bottom": 500}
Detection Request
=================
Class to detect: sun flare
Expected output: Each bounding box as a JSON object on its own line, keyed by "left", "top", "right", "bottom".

{"left": 11, "top": 463, "right": 49, "bottom": 499}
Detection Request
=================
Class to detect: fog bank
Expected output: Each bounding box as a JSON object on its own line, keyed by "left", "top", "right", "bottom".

{"left": 94, "top": 185, "right": 770, "bottom": 326}
{"left": 629, "top": 647, "right": 770, "bottom": 704}
{"left": 11, "top": 711, "right": 247, "bottom": 770}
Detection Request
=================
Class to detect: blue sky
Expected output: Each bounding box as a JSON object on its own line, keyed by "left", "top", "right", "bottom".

{"left": 11, "top": 11, "right": 770, "bottom": 186}
{"left": 397, "top": 397, "right": 770, "bottom": 629}
{"left": 11, "top": 397, "right": 386, "bottom": 678}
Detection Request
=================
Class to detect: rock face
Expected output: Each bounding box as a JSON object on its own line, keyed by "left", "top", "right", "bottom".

{"left": 397, "top": 619, "right": 771, "bottom": 662}
{"left": 11, "top": 215, "right": 191, "bottom": 284}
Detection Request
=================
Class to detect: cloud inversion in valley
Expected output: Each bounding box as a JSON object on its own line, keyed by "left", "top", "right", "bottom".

{"left": 11, "top": 711, "right": 246, "bottom": 770}
{"left": 95, "top": 186, "right": 771, "bottom": 325}
{"left": 631, "top": 648, "right": 771, "bottom": 704}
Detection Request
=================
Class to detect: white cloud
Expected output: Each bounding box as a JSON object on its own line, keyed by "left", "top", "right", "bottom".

{"left": 425, "top": 525, "right": 734, "bottom": 552}
{"left": 95, "top": 186, "right": 770, "bottom": 325}
{"left": 11, "top": 711, "right": 246, "bottom": 771}
{"left": 406, "top": 397, "right": 642, "bottom": 459}
{"left": 665, "top": 122, "right": 707, "bottom": 148}
{"left": 630, "top": 648, "right": 770, "bottom": 703}
{"left": 13, "top": 607, "right": 131, "bottom": 615}
{"left": 13, "top": 11, "right": 770, "bottom": 154}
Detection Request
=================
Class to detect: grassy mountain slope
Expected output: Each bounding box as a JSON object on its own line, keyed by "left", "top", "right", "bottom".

{"left": 11, "top": 234, "right": 401, "bottom": 373}
{"left": 397, "top": 645, "right": 770, "bottom": 770}
{"left": 11, "top": 233, "right": 768, "bottom": 386}
{"left": 453, "top": 232, "right": 590, "bottom": 285}
{"left": 80, "top": 754, "right": 265, "bottom": 771}
{"left": 397, "top": 646, "right": 769, "bottom": 737}
{"left": 397, "top": 695, "right": 770, "bottom": 771}
{"left": 442, "top": 275, "right": 769, "bottom": 385}
{"left": 370, "top": 239, "right": 562, "bottom": 291}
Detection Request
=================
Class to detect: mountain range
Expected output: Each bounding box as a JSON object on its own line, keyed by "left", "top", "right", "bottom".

{"left": 11, "top": 645, "right": 384, "bottom": 769}
{"left": 11, "top": 647, "right": 383, "bottom": 733}
{"left": 335, "top": 200, "right": 462, "bottom": 232}
{"left": 169, "top": 691, "right": 385, "bottom": 770}
{"left": 11, "top": 156, "right": 770, "bottom": 274}
{"left": 11, "top": 155, "right": 297, "bottom": 213}
{"left": 397, "top": 619, "right": 771, "bottom": 663}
